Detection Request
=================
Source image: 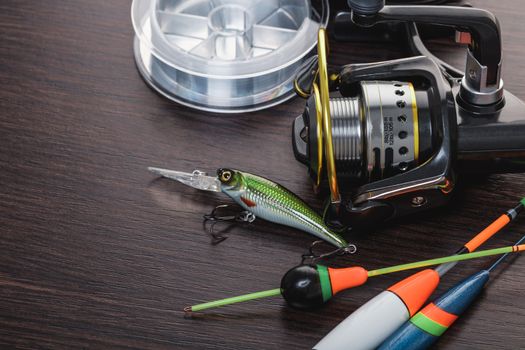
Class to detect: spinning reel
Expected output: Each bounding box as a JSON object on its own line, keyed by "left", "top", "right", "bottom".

{"left": 293, "top": 0, "right": 525, "bottom": 229}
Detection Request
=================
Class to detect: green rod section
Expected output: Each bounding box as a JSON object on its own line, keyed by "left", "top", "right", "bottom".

{"left": 187, "top": 288, "right": 281, "bottom": 312}
{"left": 368, "top": 245, "right": 518, "bottom": 277}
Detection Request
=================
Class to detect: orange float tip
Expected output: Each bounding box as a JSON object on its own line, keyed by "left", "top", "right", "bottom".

{"left": 388, "top": 269, "right": 440, "bottom": 317}
{"left": 328, "top": 266, "right": 369, "bottom": 295}
{"left": 464, "top": 214, "right": 510, "bottom": 252}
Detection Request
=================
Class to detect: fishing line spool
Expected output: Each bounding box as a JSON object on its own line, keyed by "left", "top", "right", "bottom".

{"left": 131, "top": 0, "right": 325, "bottom": 113}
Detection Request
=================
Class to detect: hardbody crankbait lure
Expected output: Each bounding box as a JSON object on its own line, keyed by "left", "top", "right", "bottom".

{"left": 148, "top": 167, "right": 354, "bottom": 251}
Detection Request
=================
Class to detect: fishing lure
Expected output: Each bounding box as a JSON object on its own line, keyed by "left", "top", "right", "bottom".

{"left": 378, "top": 233, "right": 525, "bottom": 350}
{"left": 184, "top": 244, "right": 525, "bottom": 312}
{"left": 313, "top": 198, "right": 525, "bottom": 350}
{"left": 148, "top": 167, "right": 354, "bottom": 252}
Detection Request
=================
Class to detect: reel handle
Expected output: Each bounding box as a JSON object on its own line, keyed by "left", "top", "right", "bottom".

{"left": 348, "top": 4, "right": 503, "bottom": 105}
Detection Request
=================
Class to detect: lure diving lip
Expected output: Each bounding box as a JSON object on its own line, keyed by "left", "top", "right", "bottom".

{"left": 148, "top": 167, "right": 354, "bottom": 250}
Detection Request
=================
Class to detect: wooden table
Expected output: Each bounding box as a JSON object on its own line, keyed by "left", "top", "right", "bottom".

{"left": 1, "top": 1, "right": 524, "bottom": 348}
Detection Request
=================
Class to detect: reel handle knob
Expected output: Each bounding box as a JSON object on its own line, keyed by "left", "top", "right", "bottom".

{"left": 347, "top": 0, "right": 385, "bottom": 16}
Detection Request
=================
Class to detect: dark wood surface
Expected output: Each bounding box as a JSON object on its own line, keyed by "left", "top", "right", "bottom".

{"left": 1, "top": 1, "right": 524, "bottom": 349}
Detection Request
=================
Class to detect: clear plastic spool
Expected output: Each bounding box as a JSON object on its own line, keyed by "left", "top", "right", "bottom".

{"left": 131, "top": 0, "right": 322, "bottom": 113}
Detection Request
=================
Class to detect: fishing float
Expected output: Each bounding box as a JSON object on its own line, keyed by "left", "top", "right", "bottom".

{"left": 378, "top": 233, "right": 525, "bottom": 350}
{"left": 313, "top": 198, "right": 525, "bottom": 350}
{"left": 185, "top": 199, "right": 524, "bottom": 314}
{"left": 185, "top": 243, "right": 525, "bottom": 312}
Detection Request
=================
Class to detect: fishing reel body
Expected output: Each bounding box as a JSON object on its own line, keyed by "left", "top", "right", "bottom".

{"left": 293, "top": 3, "right": 525, "bottom": 229}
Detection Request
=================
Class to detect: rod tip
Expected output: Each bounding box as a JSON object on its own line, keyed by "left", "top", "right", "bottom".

{"left": 183, "top": 306, "right": 192, "bottom": 313}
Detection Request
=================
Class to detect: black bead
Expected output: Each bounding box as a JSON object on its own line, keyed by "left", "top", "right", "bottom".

{"left": 280, "top": 265, "right": 325, "bottom": 310}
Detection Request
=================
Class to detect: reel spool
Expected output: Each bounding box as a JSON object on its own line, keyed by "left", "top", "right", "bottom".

{"left": 302, "top": 80, "right": 433, "bottom": 184}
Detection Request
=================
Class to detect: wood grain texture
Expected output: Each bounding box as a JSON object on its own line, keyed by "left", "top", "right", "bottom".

{"left": 1, "top": 0, "right": 524, "bottom": 349}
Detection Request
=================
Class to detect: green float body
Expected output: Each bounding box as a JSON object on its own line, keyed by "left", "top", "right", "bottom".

{"left": 218, "top": 169, "right": 349, "bottom": 249}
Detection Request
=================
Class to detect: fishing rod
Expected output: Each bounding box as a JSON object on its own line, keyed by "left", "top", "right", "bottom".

{"left": 185, "top": 199, "right": 524, "bottom": 313}
{"left": 185, "top": 243, "right": 525, "bottom": 312}
{"left": 378, "top": 233, "right": 525, "bottom": 350}
{"left": 313, "top": 198, "right": 525, "bottom": 350}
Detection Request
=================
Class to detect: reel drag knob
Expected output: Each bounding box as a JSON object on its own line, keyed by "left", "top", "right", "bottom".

{"left": 280, "top": 264, "right": 369, "bottom": 309}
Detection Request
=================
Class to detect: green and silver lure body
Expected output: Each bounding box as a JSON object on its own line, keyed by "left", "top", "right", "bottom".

{"left": 217, "top": 169, "right": 349, "bottom": 249}
{"left": 148, "top": 167, "right": 352, "bottom": 250}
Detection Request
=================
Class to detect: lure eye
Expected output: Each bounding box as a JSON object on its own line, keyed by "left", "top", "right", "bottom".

{"left": 220, "top": 170, "right": 232, "bottom": 182}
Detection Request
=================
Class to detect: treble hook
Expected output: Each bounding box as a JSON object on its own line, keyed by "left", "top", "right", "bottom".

{"left": 301, "top": 240, "right": 357, "bottom": 264}
{"left": 203, "top": 204, "right": 256, "bottom": 245}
